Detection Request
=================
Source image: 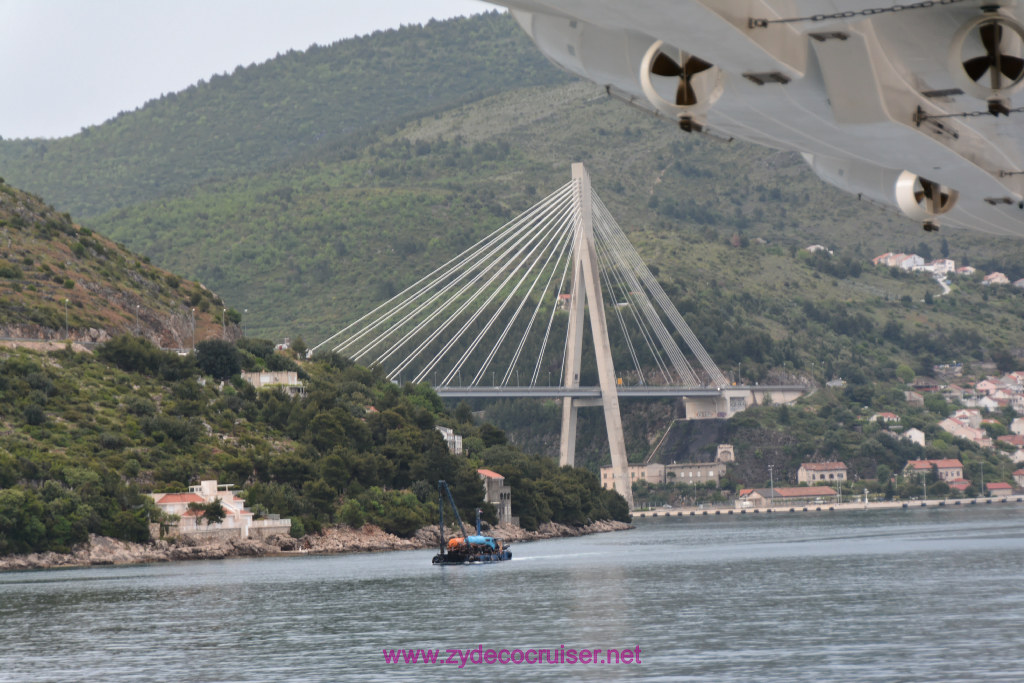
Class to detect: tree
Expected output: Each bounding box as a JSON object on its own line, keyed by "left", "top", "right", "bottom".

{"left": 195, "top": 339, "right": 241, "bottom": 380}
{"left": 188, "top": 498, "right": 226, "bottom": 527}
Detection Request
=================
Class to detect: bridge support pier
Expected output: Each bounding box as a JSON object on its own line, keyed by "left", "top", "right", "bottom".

{"left": 559, "top": 163, "right": 632, "bottom": 509}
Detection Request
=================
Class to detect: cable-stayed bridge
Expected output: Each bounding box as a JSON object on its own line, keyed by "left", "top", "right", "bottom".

{"left": 312, "top": 164, "right": 805, "bottom": 507}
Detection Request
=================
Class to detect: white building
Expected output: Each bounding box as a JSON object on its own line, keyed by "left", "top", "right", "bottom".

{"left": 923, "top": 259, "right": 955, "bottom": 275}
{"left": 150, "top": 480, "right": 291, "bottom": 540}
{"left": 436, "top": 426, "right": 463, "bottom": 455}
{"left": 241, "top": 371, "right": 304, "bottom": 396}
{"left": 902, "top": 428, "right": 926, "bottom": 447}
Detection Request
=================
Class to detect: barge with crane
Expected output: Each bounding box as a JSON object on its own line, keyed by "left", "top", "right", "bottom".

{"left": 432, "top": 480, "right": 511, "bottom": 565}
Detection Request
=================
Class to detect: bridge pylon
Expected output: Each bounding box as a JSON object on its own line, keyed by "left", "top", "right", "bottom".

{"left": 311, "top": 162, "right": 769, "bottom": 513}
{"left": 560, "top": 164, "right": 632, "bottom": 508}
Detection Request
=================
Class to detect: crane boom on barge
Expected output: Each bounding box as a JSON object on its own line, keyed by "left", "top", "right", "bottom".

{"left": 432, "top": 480, "right": 511, "bottom": 565}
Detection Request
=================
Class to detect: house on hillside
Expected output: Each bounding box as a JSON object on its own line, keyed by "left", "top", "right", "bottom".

{"left": 436, "top": 426, "right": 463, "bottom": 455}
{"left": 998, "top": 435, "right": 1024, "bottom": 449}
{"left": 975, "top": 379, "right": 1001, "bottom": 396}
{"left": 1011, "top": 417, "right": 1024, "bottom": 435}
{"left": 912, "top": 377, "right": 942, "bottom": 393}
{"left": 956, "top": 266, "right": 976, "bottom": 276}
{"left": 1014, "top": 469, "right": 1024, "bottom": 488}
{"left": 982, "top": 272, "right": 1010, "bottom": 285}
{"left": 902, "top": 428, "right": 926, "bottom": 447}
{"left": 953, "top": 408, "right": 982, "bottom": 427}
{"left": 924, "top": 259, "right": 955, "bottom": 275}
{"left": 898, "top": 254, "right": 924, "bottom": 270}
{"left": 797, "top": 462, "right": 848, "bottom": 484}
{"left": 870, "top": 412, "right": 900, "bottom": 424}
{"left": 904, "top": 391, "right": 924, "bottom": 407}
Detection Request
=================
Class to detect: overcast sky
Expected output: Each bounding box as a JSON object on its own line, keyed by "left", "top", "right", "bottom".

{"left": 0, "top": 0, "right": 487, "bottom": 140}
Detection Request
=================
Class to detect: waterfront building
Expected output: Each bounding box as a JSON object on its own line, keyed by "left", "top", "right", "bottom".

{"left": 903, "top": 459, "right": 963, "bottom": 482}
{"left": 737, "top": 486, "right": 838, "bottom": 508}
{"left": 599, "top": 461, "right": 726, "bottom": 490}
{"left": 478, "top": 468, "right": 515, "bottom": 526}
{"left": 986, "top": 482, "right": 1013, "bottom": 496}
{"left": 150, "top": 480, "right": 291, "bottom": 540}
{"left": 797, "top": 462, "right": 847, "bottom": 484}
{"left": 949, "top": 479, "right": 971, "bottom": 493}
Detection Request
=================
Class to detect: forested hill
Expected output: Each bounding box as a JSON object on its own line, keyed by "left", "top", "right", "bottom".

{"left": 0, "top": 12, "right": 570, "bottom": 218}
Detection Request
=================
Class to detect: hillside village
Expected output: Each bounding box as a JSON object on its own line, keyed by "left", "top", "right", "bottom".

{"left": 872, "top": 251, "right": 1023, "bottom": 288}
{"left": 605, "top": 361, "right": 1024, "bottom": 510}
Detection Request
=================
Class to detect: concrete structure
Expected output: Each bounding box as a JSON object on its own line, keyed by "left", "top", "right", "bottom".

{"left": 560, "top": 164, "right": 631, "bottom": 508}
{"left": 150, "top": 480, "right": 291, "bottom": 540}
{"left": 738, "top": 486, "right": 838, "bottom": 508}
{"left": 798, "top": 462, "right": 847, "bottom": 484}
{"left": 241, "top": 371, "right": 304, "bottom": 396}
{"left": 715, "top": 444, "right": 735, "bottom": 463}
{"left": 903, "top": 459, "right": 963, "bottom": 482}
{"left": 1014, "top": 469, "right": 1024, "bottom": 488}
{"left": 436, "top": 426, "right": 463, "bottom": 455}
{"left": 478, "top": 468, "right": 514, "bottom": 527}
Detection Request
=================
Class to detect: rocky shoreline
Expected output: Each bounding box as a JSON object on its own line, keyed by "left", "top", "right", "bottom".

{"left": 0, "top": 520, "right": 632, "bottom": 572}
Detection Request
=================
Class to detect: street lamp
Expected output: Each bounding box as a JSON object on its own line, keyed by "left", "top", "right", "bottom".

{"left": 243, "top": 308, "right": 248, "bottom": 337}
{"left": 191, "top": 308, "right": 196, "bottom": 351}
{"left": 135, "top": 304, "right": 140, "bottom": 335}
{"left": 768, "top": 464, "right": 774, "bottom": 508}
{"left": 222, "top": 307, "right": 226, "bottom": 339}
{"left": 63, "top": 298, "right": 69, "bottom": 340}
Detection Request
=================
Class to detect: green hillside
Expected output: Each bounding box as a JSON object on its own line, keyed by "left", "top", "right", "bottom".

{"left": 0, "top": 178, "right": 229, "bottom": 345}
{"left": 0, "top": 337, "right": 627, "bottom": 556}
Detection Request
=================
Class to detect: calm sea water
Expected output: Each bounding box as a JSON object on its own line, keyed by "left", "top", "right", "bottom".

{"left": 2, "top": 505, "right": 1023, "bottom": 682}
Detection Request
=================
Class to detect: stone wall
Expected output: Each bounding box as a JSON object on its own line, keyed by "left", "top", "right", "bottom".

{"left": 249, "top": 522, "right": 293, "bottom": 540}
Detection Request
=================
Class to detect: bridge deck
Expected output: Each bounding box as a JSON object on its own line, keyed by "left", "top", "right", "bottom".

{"left": 433, "top": 385, "right": 806, "bottom": 399}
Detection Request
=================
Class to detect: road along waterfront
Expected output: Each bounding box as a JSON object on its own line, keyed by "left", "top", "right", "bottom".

{"left": 1, "top": 505, "right": 1022, "bottom": 682}
{"left": 633, "top": 495, "right": 1024, "bottom": 518}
